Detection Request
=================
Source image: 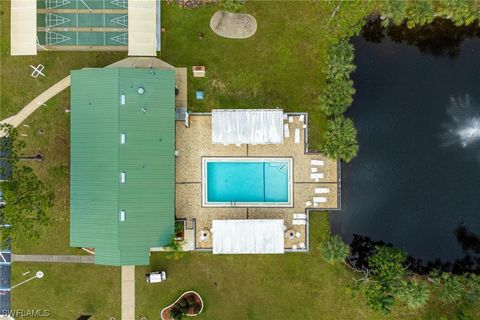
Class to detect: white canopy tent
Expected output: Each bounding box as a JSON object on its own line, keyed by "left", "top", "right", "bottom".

{"left": 212, "top": 109, "right": 284, "bottom": 145}
{"left": 212, "top": 219, "right": 285, "bottom": 254}
{"left": 10, "top": 0, "right": 37, "bottom": 56}
{"left": 128, "top": 0, "right": 157, "bottom": 56}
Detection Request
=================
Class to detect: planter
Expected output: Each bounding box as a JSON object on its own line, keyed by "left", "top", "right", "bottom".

{"left": 174, "top": 220, "right": 185, "bottom": 242}
{"left": 161, "top": 291, "right": 203, "bottom": 320}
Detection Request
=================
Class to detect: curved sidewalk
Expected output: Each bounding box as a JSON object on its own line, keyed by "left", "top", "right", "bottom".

{"left": 0, "top": 76, "right": 71, "bottom": 137}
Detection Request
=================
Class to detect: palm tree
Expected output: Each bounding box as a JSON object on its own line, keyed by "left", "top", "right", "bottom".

{"left": 325, "top": 40, "right": 356, "bottom": 81}
{"left": 321, "top": 115, "right": 359, "bottom": 163}
{"left": 322, "top": 235, "right": 350, "bottom": 265}
{"left": 437, "top": 0, "right": 477, "bottom": 26}
{"left": 397, "top": 279, "right": 431, "bottom": 309}
{"left": 406, "top": 0, "right": 435, "bottom": 29}
{"left": 319, "top": 78, "right": 355, "bottom": 116}
{"left": 381, "top": 0, "right": 407, "bottom": 26}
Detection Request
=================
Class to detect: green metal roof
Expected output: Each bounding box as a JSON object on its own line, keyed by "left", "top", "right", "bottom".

{"left": 70, "top": 67, "right": 176, "bottom": 266}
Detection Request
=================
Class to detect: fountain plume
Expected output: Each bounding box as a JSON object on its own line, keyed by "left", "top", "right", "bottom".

{"left": 441, "top": 95, "right": 480, "bottom": 149}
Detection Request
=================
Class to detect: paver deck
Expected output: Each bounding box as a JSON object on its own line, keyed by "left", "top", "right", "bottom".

{"left": 175, "top": 114, "right": 340, "bottom": 250}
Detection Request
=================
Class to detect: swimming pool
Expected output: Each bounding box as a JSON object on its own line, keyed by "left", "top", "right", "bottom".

{"left": 202, "top": 158, "right": 293, "bottom": 207}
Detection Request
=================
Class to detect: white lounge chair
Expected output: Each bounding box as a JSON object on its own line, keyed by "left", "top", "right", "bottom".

{"left": 314, "top": 202, "right": 318, "bottom": 208}
{"left": 311, "top": 167, "right": 318, "bottom": 173}
{"left": 311, "top": 159, "right": 325, "bottom": 166}
{"left": 294, "top": 128, "right": 300, "bottom": 144}
{"left": 299, "top": 242, "right": 306, "bottom": 249}
{"left": 310, "top": 173, "right": 324, "bottom": 180}
{"left": 293, "top": 213, "right": 307, "bottom": 219}
{"left": 315, "top": 188, "right": 330, "bottom": 194}
{"left": 313, "top": 197, "right": 327, "bottom": 203}
{"left": 305, "top": 201, "right": 312, "bottom": 207}
{"left": 284, "top": 123, "right": 290, "bottom": 138}
{"left": 288, "top": 116, "right": 294, "bottom": 123}
{"left": 299, "top": 114, "right": 305, "bottom": 123}
{"left": 292, "top": 219, "right": 307, "bottom": 225}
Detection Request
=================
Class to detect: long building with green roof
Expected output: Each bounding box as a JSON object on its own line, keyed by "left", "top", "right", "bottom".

{"left": 70, "top": 67, "right": 176, "bottom": 266}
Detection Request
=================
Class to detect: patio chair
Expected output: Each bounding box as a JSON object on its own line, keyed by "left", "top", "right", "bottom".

{"left": 310, "top": 173, "right": 324, "bottom": 179}
{"left": 299, "top": 242, "right": 306, "bottom": 249}
{"left": 315, "top": 188, "right": 330, "bottom": 194}
{"left": 294, "top": 128, "right": 300, "bottom": 144}
{"left": 288, "top": 116, "right": 294, "bottom": 123}
{"left": 292, "top": 219, "right": 307, "bottom": 225}
{"left": 311, "top": 159, "right": 325, "bottom": 166}
{"left": 311, "top": 167, "right": 318, "bottom": 173}
{"left": 295, "top": 232, "right": 302, "bottom": 238}
{"left": 313, "top": 197, "right": 327, "bottom": 203}
{"left": 305, "top": 201, "right": 312, "bottom": 207}
{"left": 292, "top": 244, "right": 298, "bottom": 250}
{"left": 284, "top": 123, "right": 290, "bottom": 138}
{"left": 293, "top": 213, "right": 307, "bottom": 220}
{"left": 314, "top": 202, "right": 318, "bottom": 208}
{"left": 299, "top": 114, "right": 305, "bottom": 123}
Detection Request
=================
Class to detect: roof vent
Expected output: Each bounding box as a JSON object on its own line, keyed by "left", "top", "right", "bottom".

{"left": 120, "top": 172, "right": 126, "bottom": 183}
{"left": 120, "top": 210, "right": 126, "bottom": 222}
{"left": 120, "top": 94, "right": 126, "bottom": 105}
{"left": 120, "top": 133, "right": 126, "bottom": 144}
{"left": 137, "top": 87, "right": 145, "bottom": 95}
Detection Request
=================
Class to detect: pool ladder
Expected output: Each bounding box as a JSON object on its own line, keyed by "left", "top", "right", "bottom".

{"left": 230, "top": 201, "right": 237, "bottom": 208}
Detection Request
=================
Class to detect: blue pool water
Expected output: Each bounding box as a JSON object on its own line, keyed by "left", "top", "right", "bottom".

{"left": 206, "top": 161, "right": 289, "bottom": 203}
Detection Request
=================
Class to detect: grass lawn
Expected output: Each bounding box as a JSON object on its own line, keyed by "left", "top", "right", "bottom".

{"left": 10, "top": 262, "right": 120, "bottom": 319}
{"left": 136, "top": 213, "right": 461, "bottom": 320}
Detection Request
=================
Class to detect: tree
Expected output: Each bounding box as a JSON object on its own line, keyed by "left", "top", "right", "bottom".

{"left": 322, "top": 235, "right": 350, "bottom": 265}
{"left": 397, "top": 279, "right": 431, "bottom": 309}
{"left": 437, "top": 0, "right": 477, "bottom": 26}
{"left": 321, "top": 116, "right": 359, "bottom": 163}
{"left": 0, "top": 124, "right": 54, "bottom": 241}
{"left": 406, "top": 0, "right": 434, "bottom": 29}
{"left": 319, "top": 78, "right": 355, "bottom": 116}
{"left": 381, "top": 0, "right": 407, "bottom": 26}
{"left": 325, "top": 40, "right": 356, "bottom": 81}
{"left": 362, "top": 246, "right": 407, "bottom": 314}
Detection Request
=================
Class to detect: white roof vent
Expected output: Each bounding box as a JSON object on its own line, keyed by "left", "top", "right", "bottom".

{"left": 120, "top": 94, "right": 126, "bottom": 105}
{"left": 120, "top": 210, "right": 126, "bottom": 222}
{"left": 120, "top": 133, "right": 126, "bottom": 144}
{"left": 120, "top": 172, "right": 126, "bottom": 183}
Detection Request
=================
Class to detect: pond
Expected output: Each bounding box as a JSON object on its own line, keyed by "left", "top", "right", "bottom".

{"left": 331, "top": 20, "right": 480, "bottom": 273}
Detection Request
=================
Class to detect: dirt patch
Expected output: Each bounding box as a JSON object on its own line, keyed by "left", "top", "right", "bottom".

{"left": 210, "top": 10, "right": 257, "bottom": 39}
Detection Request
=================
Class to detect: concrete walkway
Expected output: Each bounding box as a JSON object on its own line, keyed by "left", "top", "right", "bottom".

{"left": 11, "top": 254, "right": 94, "bottom": 263}
{"left": 121, "top": 266, "right": 135, "bottom": 320}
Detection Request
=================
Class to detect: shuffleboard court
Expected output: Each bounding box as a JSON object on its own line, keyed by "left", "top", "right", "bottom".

{"left": 37, "top": 0, "right": 128, "bottom": 10}
{"left": 36, "top": 0, "right": 129, "bottom": 47}
{"left": 37, "top": 13, "right": 128, "bottom": 28}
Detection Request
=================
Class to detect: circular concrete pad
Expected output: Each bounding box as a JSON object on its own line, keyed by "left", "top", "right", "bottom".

{"left": 210, "top": 10, "right": 257, "bottom": 39}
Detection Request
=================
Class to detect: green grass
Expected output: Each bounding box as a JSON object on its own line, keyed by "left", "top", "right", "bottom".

{"left": 11, "top": 262, "right": 120, "bottom": 319}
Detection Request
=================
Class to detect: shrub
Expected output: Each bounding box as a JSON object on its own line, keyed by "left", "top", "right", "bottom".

{"left": 319, "top": 78, "right": 355, "bottom": 116}
{"left": 321, "top": 116, "right": 359, "bottom": 162}
{"left": 397, "top": 279, "right": 431, "bottom": 309}
{"left": 322, "top": 235, "right": 350, "bottom": 265}
{"left": 325, "top": 40, "right": 356, "bottom": 81}
{"left": 221, "top": 0, "right": 243, "bottom": 12}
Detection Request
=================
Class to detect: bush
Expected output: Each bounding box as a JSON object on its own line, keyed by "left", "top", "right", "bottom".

{"left": 322, "top": 235, "right": 350, "bottom": 265}
{"left": 325, "top": 40, "right": 356, "bottom": 81}
{"left": 321, "top": 116, "right": 359, "bottom": 163}
{"left": 221, "top": 0, "right": 243, "bottom": 12}
{"left": 319, "top": 78, "right": 355, "bottom": 116}
{"left": 397, "top": 279, "right": 431, "bottom": 309}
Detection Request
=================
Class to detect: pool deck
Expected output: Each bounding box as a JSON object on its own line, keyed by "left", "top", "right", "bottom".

{"left": 175, "top": 114, "right": 339, "bottom": 250}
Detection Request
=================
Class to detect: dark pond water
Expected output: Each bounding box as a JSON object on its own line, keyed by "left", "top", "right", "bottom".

{"left": 331, "top": 21, "right": 480, "bottom": 273}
